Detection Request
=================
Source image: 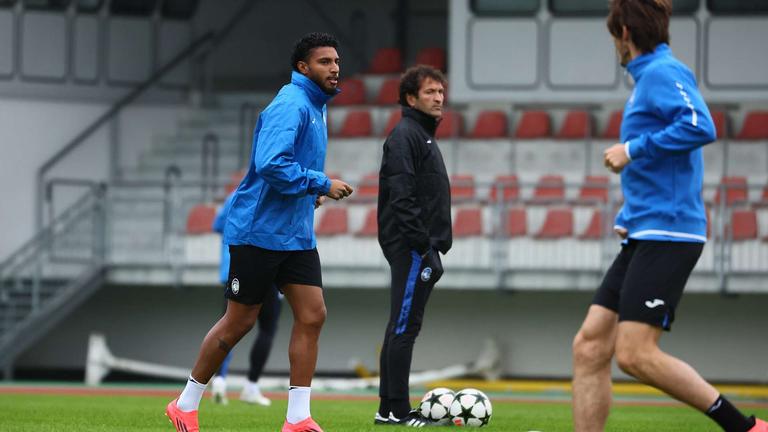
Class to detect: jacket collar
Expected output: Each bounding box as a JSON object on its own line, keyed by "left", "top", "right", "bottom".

{"left": 402, "top": 106, "right": 440, "bottom": 136}
{"left": 291, "top": 71, "right": 338, "bottom": 108}
{"left": 626, "top": 43, "right": 671, "bottom": 82}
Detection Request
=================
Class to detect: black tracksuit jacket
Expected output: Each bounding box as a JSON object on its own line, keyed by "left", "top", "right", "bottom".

{"left": 377, "top": 106, "right": 453, "bottom": 261}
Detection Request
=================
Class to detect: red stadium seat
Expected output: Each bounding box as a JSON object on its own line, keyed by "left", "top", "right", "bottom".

{"left": 338, "top": 110, "right": 373, "bottom": 137}
{"left": 576, "top": 175, "right": 609, "bottom": 203}
{"left": 316, "top": 207, "right": 348, "bottom": 236}
{"left": 415, "top": 47, "right": 446, "bottom": 71}
{"left": 436, "top": 110, "right": 464, "bottom": 139}
{"left": 602, "top": 110, "right": 623, "bottom": 139}
{"left": 450, "top": 174, "right": 475, "bottom": 202}
{"left": 356, "top": 207, "right": 378, "bottom": 237}
{"left": 514, "top": 111, "right": 551, "bottom": 139}
{"left": 382, "top": 109, "right": 402, "bottom": 137}
{"left": 353, "top": 173, "right": 379, "bottom": 202}
{"left": 578, "top": 209, "right": 603, "bottom": 240}
{"left": 186, "top": 204, "right": 217, "bottom": 234}
{"left": 376, "top": 78, "right": 400, "bottom": 105}
{"left": 557, "top": 110, "right": 593, "bottom": 139}
{"left": 730, "top": 209, "right": 757, "bottom": 241}
{"left": 489, "top": 175, "right": 520, "bottom": 202}
{"left": 503, "top": 208, "right": 527, "bottom": 237}
{"left": 534, "top": 208, "right": 574, "bottom": 239}
{"left": 711, "top": 110, "right": 729, "bottom": 139}
{"left": 368, "top": 48, "right": 403, "bottom": 74}
{"left": 469, "top": 110, "right": 508, "bottom": 138}
{"left": 530, "top": 175, "right": 565, "bottom": 203}
{"left": 332, "top": 78, "right": 366, "bottom": 105}
{"left": 756, "top": 184, "right": 768, "bottom": 208}
{"left": 453, "top": 208, "right": 483, "bottom": 237}
{"left": 735, "top": 111, "right": 768, "bottom": 140}
{"left": 713, "top": 176, "right": 748, "bottom": 206}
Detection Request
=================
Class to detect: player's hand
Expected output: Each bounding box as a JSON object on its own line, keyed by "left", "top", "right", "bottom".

{"left": 326, "top": 179, "right": 354, "bottom": 200}
{"left": 604, "top": 143, "right": 630, "bottom": 174}
{"left": 614, "top": 227, "right": 628, "bottom": 239}
{"left": 314, "top": 195, "right": 326, "bottom": 209}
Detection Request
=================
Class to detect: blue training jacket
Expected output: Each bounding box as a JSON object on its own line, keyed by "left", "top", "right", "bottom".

{"left": 616, "top": 43, "right": 716, "bottom": 243}
{"left": 223, "top": 71, "right": 335, "bottom": 250}
{"left": 213, "top": 192, "right": 236, "bottom": 284}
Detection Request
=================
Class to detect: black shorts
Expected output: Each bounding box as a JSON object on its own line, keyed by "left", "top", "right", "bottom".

{"left": 226, "top": 245, "right": 322, "bottom": 305}
{"left": 592, "top": 239, "right": 703, "bottom": 331}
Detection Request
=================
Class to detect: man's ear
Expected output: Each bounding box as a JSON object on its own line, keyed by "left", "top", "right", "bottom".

{"left": 406, "top": 93, "right": 417, "bottom": 108}
{"left": 621, "top": 25, "right": 631, "bottom": 43}
{"left": 297, "top": 61, "right": 309, "bottom": 75}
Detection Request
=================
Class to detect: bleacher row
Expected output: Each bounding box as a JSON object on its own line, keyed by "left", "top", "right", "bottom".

{"left": 186, "top": 173, "right": 768, "bottom": 242}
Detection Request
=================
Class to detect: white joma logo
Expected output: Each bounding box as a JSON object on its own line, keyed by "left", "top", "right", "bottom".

{"left": 645, "top": 299, "right": 665, "bottom": 308}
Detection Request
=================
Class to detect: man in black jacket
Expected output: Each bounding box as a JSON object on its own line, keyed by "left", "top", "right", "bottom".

{"left": 375, "top": 65, "right": 453, "bottom": 427}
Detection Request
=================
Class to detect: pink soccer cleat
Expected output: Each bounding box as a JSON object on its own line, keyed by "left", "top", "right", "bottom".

{"left": 281, "top": 416, "right": 324, "bottom": 432}
{"left": 165, "top": 398, "right": 199, "bottom": 432}
{"left": 749, "top": 418, "right": 768, "bottom": 432}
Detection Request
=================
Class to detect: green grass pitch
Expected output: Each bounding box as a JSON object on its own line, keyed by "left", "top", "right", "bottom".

{"left": 1, "top": 391, "right": 765, "bottom": 431}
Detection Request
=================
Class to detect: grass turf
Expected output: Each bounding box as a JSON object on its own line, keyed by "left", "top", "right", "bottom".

{"left": 1, "top": 392, "right": 766, "bottom": 431}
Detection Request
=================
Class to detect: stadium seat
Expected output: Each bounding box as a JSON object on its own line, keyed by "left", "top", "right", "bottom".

{"left": 450, "top": 174, "right": 475, "bottom": 202}
{"left": 557, "top": 110, "right": 593, "bottom": 139}
{"left": 353, "top": 173, "right": 379, "bottom": 202}
{"left": 602, "top": 110, "right": 623, "bottom": 139}
{"left": 514, "top": 111, "right": 551, "bottom": 139}
{"left": 469, "top": 110, "right": 508, "bottom": 138}
{"left": 226, "top": 169, "right": 246, "bottom": 194}
{"left": 356, "top": 207, "right": 378, "bottom": 237}
{"left": 534, "top": 208, "right": 574, "bottom": 239}
{"left": 316, "top": 207, "right": 348, "bottom": 236}
{"left": 332, "top": 78, "right": 366, "bottom": 105}
{"left": 576, "top": 175, "right": 609, "bottom": 203}
{"left": 735, "top": 111, "right": 768, "bottom": 140}
{"left": 711, "top": 110, "right": 729, "bottom": 139}
{"left": 376, "top": 78, "right": 400, "bottom": 105}
{"left": 453, "top": 208, "right": 483, "bottom": 237}
{"left": 489, "top": 175, "right": 520, "bottom": 202}
{"left": 338, "top": 110, "right": 373, "bottom": 137}
{"left": 755, "top": 184, "right": 768, "bottom": 208}
{"left": 382, "top": 109, "right": 402, "bottom": 136}
{"left": 578, "top": 209, "right": 603, "bottom": 240}
{"left": 503, "top": 208, "right": 527, "bottom": 237}
{"left": 367, "top": 47, "right": 403, "bottom": 74}
{"left": 530, "top": 175, "right": 565, "bottom": 203}
{"left": 186, "top": 204, "right": 217, "bottom": 234}
{"left": 713, "top": 176, "right": 748, "bottom": 206}
{"left": 730, "top": 209, "right": 757, "bottom": 241}
{"left": 415, "top": 47, "right": 446, "bottom": 71}
{"left": 436, "top": 110, "right": 464, "bottom": 139}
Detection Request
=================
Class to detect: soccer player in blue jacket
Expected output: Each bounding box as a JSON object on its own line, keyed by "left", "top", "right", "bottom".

{"left": 166, "top": 32, "right": 353, "bottom": 432}
{"left": 571, "top": 2, "right": 767, "bottom": 432}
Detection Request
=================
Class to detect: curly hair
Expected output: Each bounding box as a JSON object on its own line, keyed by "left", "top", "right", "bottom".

{"left": 291, "top": 32, "right": 339, "bottom": 72}
{"left": 607, "top": 0, "right": 671, "bottom": 54}
{"left": 398, "top": 65, "right": 447, "bottom": 107}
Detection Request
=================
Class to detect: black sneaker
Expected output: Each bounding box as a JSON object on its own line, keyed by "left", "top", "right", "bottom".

{"left": 374, "top": 412, "right": 391, "bottom": 425}
{"left": 388, "top": 410, "right": 439, "bottom": 427}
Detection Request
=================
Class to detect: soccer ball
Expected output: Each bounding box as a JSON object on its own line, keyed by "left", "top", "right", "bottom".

{"left": 418, "top": 387, "right": 455, "bottom": 424}
{"left": 449, "top": 388, "right": 492, "bottom": 427}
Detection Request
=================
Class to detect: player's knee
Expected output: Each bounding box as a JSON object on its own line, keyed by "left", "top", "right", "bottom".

{"left": 297, "top": 305, "right": 326, "bottom": 329}
{"left": 572, "top": 330, "right": 611, "bottom": 367}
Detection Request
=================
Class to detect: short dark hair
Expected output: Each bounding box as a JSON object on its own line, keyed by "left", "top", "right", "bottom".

{"left": 398, "top": 65, "right": 448, "bottom": 106}
{"left": 291, "top": 32, "right": 339, "bottom": 72}
{"left": 607, "top": 0, "right": 671, "bottom": 54}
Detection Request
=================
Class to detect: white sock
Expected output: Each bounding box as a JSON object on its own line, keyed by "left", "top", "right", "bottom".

{"left": 286, "top": 386, "right": 311, "bottom": 423}
{"left": 177, "top": 376, "right": 207, "bottom": 412}
{"left": 246, "top": 381, "right": 261, "bottom": 394}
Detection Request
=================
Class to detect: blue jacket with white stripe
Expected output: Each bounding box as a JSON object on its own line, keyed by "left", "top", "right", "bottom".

{"left": 223, "top": 71, "right": 334, "bottom": 250}
{"left": 616, "top": 43, "right": 716, "bottom": 243}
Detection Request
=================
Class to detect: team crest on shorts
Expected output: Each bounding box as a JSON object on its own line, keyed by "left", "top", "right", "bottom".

{"left": 421, "top": 267, "right": 432, "bottom": 282}
{"left": 231, "top": 278, "right": 240, "bottom": 295}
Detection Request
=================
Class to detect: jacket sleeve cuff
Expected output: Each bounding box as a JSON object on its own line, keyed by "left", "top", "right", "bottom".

{"left": 627, "top": 136, "right": 647, "bottom": 160}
